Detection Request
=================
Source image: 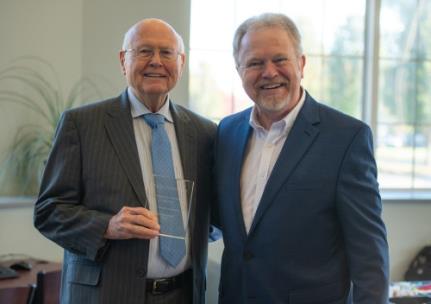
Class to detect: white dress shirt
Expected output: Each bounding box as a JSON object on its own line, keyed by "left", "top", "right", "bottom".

{"left": 128, "top": 88, "right": 191, "bottom": 278}
{"left": 240, "top": 89, "right": 306, "bottom": 233}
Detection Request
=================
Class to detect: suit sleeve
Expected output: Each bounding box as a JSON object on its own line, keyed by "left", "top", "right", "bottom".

{"left": 336, "top": 125, "right": 390, "bottom": 303}
{"left": 34, "top": 111, "right": 111, "bottom": 261}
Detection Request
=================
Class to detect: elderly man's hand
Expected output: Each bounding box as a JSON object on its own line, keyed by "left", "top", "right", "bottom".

{"left": 104, "top": 206, "right": 160, "bottom": 239}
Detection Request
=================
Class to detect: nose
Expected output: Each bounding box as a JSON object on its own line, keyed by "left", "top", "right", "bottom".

{"left": 149, "top": 51, "right": 163, "bottom": 67}
{"left": 261, "top": 61, "right": 278, "bottom": 78}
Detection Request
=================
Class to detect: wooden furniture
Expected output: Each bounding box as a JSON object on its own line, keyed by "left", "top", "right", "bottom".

{"left": 33, "top": 269, "right": 62, "bottom": 304}
{"left": 0, "top": 285, "right": 35, "bottom": 304}
{"left": 0, "top": 259, "right": 61, "bottom": 304}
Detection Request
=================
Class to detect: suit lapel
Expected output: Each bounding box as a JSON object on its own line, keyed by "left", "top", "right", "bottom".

{"left": 233, "top": 111, "right": 253, "bottom": 239}
{"left": 248, "top": 95, "right": 321, "bottom": 235}
{"left": 170, "top": 103, "right": 196, "bottom": 183}
{"left": 169, "top": 103, "right": 197, "bottom": 237}
{"left": 104, "top": 91, "right": 148, "bottom": 206}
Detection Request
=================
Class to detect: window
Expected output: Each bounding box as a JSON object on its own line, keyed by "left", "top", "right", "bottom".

{"left": 189, "top": 0, "right": 431, "bottom": 193}
{"left": 377, "top": 0, "right": 431, "bottom": 190}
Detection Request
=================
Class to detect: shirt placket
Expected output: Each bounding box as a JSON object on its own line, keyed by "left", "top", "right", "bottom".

{"left": 253, "top": 130, "right": 276, "bottom": 218}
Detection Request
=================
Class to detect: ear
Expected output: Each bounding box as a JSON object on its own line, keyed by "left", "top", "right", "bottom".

{"left": 119, "top": 51, "right": 127, "bottom": 75}
{"left": 299, "top": 54, "right": 306, "bottom": 79}
{"left": 179, "top": 53, "right": 186, "bottom": 75}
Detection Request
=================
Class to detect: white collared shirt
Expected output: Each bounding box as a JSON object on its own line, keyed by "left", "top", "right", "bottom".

{"left": 240, "top": 89, "right": 306, "bottom": 233}
{"left": 128, "top": 87, "right": 191, "bottom": 278}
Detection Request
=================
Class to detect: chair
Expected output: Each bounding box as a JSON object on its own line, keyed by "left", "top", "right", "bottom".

{"left": 0, "top": 285, "right": 35, "bottom": 304}
{"left": 33, "top": 269, "right": 61, "bottom": 304}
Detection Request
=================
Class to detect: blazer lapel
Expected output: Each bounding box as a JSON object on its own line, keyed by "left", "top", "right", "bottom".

{"left": 232, "top": 111, "right": 253, "bottom": 239}
{"left": 169, "top": 102, "right": 197, "bottom": 237}
{"left": 170, "top": 103, "right": 196, "bottom": 183}
{"left": 104, "top": 91, "right": 148, "bottom": 206}
{"left": 248, "top": 95, "right": 321, "bottom": 235}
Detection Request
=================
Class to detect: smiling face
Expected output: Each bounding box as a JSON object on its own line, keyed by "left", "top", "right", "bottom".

{"left": 237, "top": 26, "right": 305, "bottom": 127}
{"left": 120, "top": 19, "right": 185, "bottom": 111}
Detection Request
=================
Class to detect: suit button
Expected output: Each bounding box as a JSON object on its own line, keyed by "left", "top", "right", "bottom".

{"left": 136, "top": 268, "right": 146, "bottom": 278}
{"left": 243, "top": 251, "right": 254, "bottom": 261}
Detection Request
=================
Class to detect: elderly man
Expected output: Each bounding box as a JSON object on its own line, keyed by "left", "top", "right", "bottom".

{"left": 34, "top": 19, "right": 216, "bottom": 304}
{"left": 214, "top": 13, "right": 389, "bottom": 303}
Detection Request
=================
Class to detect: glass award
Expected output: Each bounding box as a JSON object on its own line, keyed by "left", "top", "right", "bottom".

{"left": 152, "top": 176, "right": 194, "bottom": 240}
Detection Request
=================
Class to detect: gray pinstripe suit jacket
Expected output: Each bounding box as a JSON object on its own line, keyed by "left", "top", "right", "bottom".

{"left": 34, "top": 90, "right": 217, "bottom": 304}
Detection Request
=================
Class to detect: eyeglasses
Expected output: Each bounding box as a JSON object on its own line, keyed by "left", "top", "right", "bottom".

{"left": 238, "top": 56, "right": 290, "bottom": 72}
{"left": 124, "top": 47, "right": 181, "bottom": 61}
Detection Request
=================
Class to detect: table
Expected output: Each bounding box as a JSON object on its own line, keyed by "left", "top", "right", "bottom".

{"left": 0, "top": 258, "right": 62, "bottom": 289}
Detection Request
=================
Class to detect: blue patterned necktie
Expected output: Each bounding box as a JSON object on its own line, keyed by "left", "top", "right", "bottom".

{"left": 143, "top": 113, "right": 186, "bottom": 267}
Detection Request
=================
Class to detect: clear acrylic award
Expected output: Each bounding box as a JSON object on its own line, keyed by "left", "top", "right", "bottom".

{"left": 152, "top": 176, "right": 194, "bottom": 240}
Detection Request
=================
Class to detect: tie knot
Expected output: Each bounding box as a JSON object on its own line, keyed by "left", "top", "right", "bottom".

{"left": 143, "top": 113, "right": 165, "bottom": 129}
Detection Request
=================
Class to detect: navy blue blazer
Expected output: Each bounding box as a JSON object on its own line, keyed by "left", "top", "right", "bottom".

{"left": 215, "top": 92, "right": 389, "bottom": 304}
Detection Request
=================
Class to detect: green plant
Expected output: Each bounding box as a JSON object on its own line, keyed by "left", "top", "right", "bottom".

{"left": 0, "top": 57, "right": 106, "bottom": 196}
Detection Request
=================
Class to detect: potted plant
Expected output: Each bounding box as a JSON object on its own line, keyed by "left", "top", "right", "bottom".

{"left": 0, "top": 57, "right": 107, "bottom": 196}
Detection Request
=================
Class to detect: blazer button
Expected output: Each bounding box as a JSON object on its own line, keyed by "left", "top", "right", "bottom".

{"left": 243, "top": 251, "right": 254, "bottom": 261}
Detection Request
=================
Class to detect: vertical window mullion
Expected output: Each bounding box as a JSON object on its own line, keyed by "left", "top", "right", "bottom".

{"left": 362, "top": 0, "right": 381, "bottom": 140}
